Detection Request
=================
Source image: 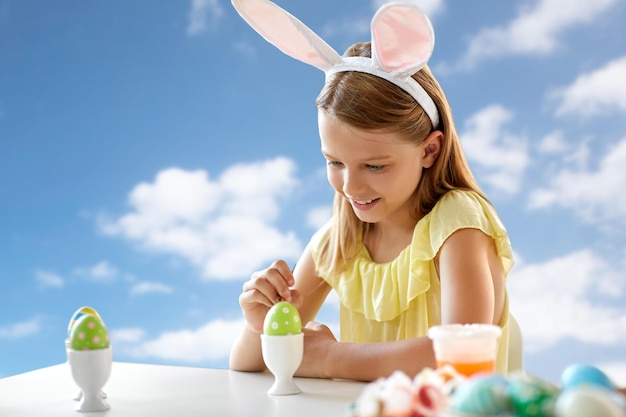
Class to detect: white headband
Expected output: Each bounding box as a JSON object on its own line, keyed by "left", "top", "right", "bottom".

{"left": 231, "top": 0, "right": 440, "bottom": 129}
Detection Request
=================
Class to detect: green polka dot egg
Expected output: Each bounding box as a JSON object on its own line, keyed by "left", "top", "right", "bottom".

{"left": 67, "top": 306, "right": 102, "bottom": 337}
{"left": 69, "top": 313, "right": 110, "bottom": 350}
{"left": 263, "top": 301, "right": 301, "bottom": 336}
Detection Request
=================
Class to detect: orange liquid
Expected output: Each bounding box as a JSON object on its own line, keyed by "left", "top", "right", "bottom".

{"left": 437, "top": 359, "right": 495, "bottom": 377}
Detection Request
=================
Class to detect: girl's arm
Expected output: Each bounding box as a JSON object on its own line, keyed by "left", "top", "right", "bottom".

{"left": 437, "top": 227, "right": 506, "bottom": 325}
{"left": 297, "top": 227, "right": 505, "bottom": 381}
{"left": 228, "top": 323, "right": 265, "bottom": 372}
{"left": 229, "top": 244, "right": 330, "bottom": 372}
{"left": 300, "top": 327, "right": 437, "bottom": 381}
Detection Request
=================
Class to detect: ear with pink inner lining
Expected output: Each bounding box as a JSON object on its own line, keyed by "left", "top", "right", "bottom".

{"left": 231, "top": 0, "right": 342, "bottom": 71}
{"left": 371, "top": 3, "right": 435, "bottom": 80}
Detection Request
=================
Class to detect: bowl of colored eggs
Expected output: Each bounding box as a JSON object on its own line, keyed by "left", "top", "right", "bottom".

{"left": 446, "top": 364, "right": 625, "bottom": 417}
{"left": 349, "top": 364, "right": 626, "bottom": 417}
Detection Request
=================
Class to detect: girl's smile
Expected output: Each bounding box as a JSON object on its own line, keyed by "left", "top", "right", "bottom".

{"left": 351, "top": 198, "right": 380, "bottom": 211}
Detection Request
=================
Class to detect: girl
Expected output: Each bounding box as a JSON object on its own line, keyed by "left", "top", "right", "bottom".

{"left": 229, "top": 0, "right": 514, "bottom": 381}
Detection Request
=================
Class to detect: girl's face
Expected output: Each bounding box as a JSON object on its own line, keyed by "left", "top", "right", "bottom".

{"left": 319, "top": 110, "right": 439, "bottom": 226}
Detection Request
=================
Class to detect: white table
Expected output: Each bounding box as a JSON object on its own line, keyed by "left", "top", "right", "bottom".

{"left": 0, "top": 362, "right": 367, "bottom": 416}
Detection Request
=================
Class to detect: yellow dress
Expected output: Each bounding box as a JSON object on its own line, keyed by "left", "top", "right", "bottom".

{"left": 309, "top": 190, "right": 515, "bottom": 374}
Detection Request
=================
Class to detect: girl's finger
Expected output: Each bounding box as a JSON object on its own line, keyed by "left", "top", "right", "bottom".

{"left": 239, "top": 288, "right": 274, "bottom": 309}
{"left": 264, "top": 261, "right": 295, "bottom": 301}
{"left": 242, "top": 276, "right": 281, "bottom": 306}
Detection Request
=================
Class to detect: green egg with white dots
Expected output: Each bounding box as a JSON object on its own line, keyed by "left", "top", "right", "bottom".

{"left": 69, "top": 314, "right": 110, "bottom": 350}
{"left": 263, "top": 301, "right": 302, "bottom": 335}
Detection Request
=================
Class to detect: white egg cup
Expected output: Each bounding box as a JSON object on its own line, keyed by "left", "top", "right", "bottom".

{"left": 65, "top": 339, "right": 109, "bottom": 402}
{"left": 66, "top": 345, "right": 113, "bottom": 412}
{"left": 261, "top": 333, "right": 303, "bottom": 395}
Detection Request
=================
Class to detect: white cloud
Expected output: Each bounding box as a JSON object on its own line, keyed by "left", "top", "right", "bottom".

{"left": 110, "top": 328, "right": 147, "bottom": 344}
{"left": 187, "top": 0, "right": 223, "bottom": 36}
{"left": 457, "top": 0, "right": 618, "bottom": 69}
{"left": 553, "top": 56, "right": 626, "bottom": 117}
{"left": 537, "top": 130, "right": 568, "bottom": 155}
{"left": 306, "top": 206, "right": 331, "bottom": 230}
{"left": 112, "top": 313, "right": 342, "bottom": 364}
{"left": 100, "top": 157, "right": 303, "bottom": 280}
{"left": 74, "top": 260, "right": 119, "bottom": 283}
{"left": 91, "top": 261, "right": 118, "bottom": 279}
{"left": 0, "top": 318, "right": 41, "bottom": 340}
{"left": 459, "top": 105, "right": 529, "bottom": 195}
{"left": 508, "top": 249, "right": 626, "bottom": 353}
{"left": 115, "top": 319, "right": 244, "bottom": 362}
{"left": 34, "top": 270, "right": 64, "bottom": 289}
{"left": 528, "top": 136, "right": 626, "bottom": 226}
{"left": 130, "top": 281, "right": 174, "bottom": 296}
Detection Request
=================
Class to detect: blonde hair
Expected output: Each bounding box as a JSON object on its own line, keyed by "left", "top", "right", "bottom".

{"left": 315, "top": 42, "right": 485, "bottom": 274}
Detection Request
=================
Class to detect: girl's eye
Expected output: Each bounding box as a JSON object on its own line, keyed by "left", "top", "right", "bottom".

{"left": 326, "top": 160, "right": 343, "bottom": 167}
{"left": 367, "top": 164, "right": 385, "bottom": 171}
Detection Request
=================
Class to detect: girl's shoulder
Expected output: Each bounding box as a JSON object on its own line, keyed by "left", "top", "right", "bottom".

{"left": 418, "top": 189, "right": 503, "bottom": 251}
{"left": 422, "top": 189, "right": 514, "bottom": 275}
{"left": 428, "top": 189, "right": 502, "bottom": 229}
{"left": 435, "top": 189, "right": 490, "bottom": 211}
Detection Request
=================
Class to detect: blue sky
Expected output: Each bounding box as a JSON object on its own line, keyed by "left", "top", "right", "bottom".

{"left": 2, "top": 0, "right": 626, "bottom": 386}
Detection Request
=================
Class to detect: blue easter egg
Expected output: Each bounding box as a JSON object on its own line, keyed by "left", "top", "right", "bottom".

{"left": 561, "top": 364, "right": 615, "bottom": 392}
{"left": 451, "top": 374, "right": 513, "bottom": 415}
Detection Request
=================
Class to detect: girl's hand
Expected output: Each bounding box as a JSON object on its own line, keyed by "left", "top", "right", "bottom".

{"left": 297, "top": 321, "right": 337, "bottom": 378}
{"left": 239, "top": 260, "right": 302, "bottom": 333}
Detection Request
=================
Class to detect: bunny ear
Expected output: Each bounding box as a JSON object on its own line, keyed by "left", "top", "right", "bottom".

{"left": 231, "top": 0, "right": 342, "bottom": 71}
{"left": 232, "top": 0, "right": 441, "bottom": 128}
{"left": 371, "top": 3, "right": 435, "bottom": 79}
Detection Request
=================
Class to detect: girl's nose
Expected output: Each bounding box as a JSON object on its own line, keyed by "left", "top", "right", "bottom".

{"left": 342, "top": 169, "right": 365, "bottom": 197}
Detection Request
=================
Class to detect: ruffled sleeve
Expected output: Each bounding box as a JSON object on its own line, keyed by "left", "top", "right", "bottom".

{"left": 309, "top": 190, "right": 514, "bottom": 323}
{"left": 428, "top": 190, "right": 514, "bottom": 277}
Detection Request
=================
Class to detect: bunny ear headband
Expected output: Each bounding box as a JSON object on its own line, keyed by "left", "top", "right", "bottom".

{"left": 231, "top": 0, "right": 440, "bottom": 129}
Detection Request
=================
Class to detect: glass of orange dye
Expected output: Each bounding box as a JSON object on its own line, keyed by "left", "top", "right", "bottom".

{"left": 428, "top": 324, "right": 502, "bottom": 378}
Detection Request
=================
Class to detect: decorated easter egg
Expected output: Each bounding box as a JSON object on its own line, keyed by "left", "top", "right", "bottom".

{"left": 67, "top": 306, "right": 102, "bottom": 336}
{"left": 561, "top": 363, "right": 614, "bottom": 392}
{"left": 507, "top": 372, "right": 559, "bottom": 417}
{"left": 263, "top": 301, "right": 301, "bottom": 335}
{"left": 69, "top": 314, "right": 110, "bottom": 350}
{"left": 450, "top": 374, "right": 512, "bottom": 415}
{"left": 413, "top": 383, "right": 446, "bottom": 417}
{"left": 554, "top": 386, "right": 623, "bottom": 417}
